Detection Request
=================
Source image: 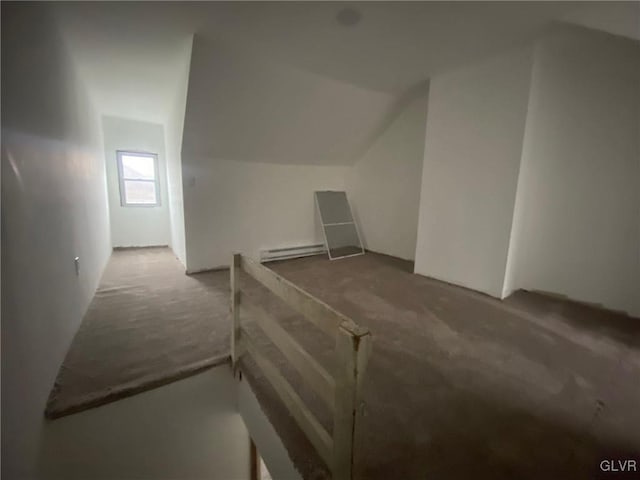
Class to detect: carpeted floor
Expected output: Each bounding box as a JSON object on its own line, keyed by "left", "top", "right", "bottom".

{"left": 45, "top": 247, "right": 231, "bottom": 419}
{"left": 238, "top": 253, "right": 640, "bottom": 480}
{"left": 45, "top": 247, "right": 640, "bottom": 478}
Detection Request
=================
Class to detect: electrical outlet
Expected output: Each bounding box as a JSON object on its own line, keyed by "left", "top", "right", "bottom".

{"left": 74, "top": 257, "right": 80, "bottom": 276}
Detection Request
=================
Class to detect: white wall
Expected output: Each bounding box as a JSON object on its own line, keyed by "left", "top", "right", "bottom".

{"left": 102, "top": 116, "right": 171, "bottom": 248}
{"left": 347, "top": 86, "right": 429, "bottom": 260}
{"left": 1, "top": 4, "right": 111, "bottom": 477}
{"left": 503, "top": 27, "right": 640, "bottom": 317}
{"left": 164, "top": 37, "right": 193, "bottom": 267}
{"left": 414, "top": 47, "right": 533, "bottom": 297}
{"left": 182, "top": 157, "right": 348, "bottom": 271}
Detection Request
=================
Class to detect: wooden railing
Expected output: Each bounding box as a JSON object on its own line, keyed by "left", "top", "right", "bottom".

{"left": 230, "top": 253, "right": 372, "bottom": 480}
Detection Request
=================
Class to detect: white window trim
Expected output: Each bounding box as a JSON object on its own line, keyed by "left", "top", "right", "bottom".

{"left": 116, "top": 150, "right": 161, "bottom": 207}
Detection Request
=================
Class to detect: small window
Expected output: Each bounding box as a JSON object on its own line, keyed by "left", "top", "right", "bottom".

{"left": 117, "top": 151, "right": 160, "bottom": 206}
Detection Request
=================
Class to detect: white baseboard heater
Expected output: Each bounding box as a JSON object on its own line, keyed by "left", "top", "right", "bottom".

{"left": 260, "top": 244, "right": 326, "bottom": 263}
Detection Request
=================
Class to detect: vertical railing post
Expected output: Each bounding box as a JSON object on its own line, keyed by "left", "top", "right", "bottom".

{"left": 231, "top": 253, "right": 242, "bottom": 372}
{"left": 332, "top": 323, "right": 372, "bottom": 480}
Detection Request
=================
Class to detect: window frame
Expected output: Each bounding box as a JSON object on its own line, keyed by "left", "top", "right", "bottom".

{"left": 116, "top": 150, "right": 161, "bottom": 207}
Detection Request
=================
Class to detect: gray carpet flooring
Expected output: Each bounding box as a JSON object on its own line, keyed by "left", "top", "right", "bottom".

{"left": 45, "top": 248, "right": 230, "bottom": 419}
{"left": 239, "top": 253, "right": 640, "bottom": 480}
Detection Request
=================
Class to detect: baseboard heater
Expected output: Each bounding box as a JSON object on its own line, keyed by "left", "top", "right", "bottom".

{"left": 260, "top": 244, "right": 326, "bottom": 263}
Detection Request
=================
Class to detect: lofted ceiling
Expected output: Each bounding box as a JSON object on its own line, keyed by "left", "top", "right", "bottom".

{"left": 50, "top": 1, "right": 638, "bottom": 164}
{"left": 52, "top": 2, "right": 194, "bottom": 125}
{"left": 560, "top": 2, "right": 640, "bottom": 42}
{"left": 190, "top": 1, "right": 584, "bottom": 93}
{"left": 181, "top": 37, "right": 399, "bottom": 164}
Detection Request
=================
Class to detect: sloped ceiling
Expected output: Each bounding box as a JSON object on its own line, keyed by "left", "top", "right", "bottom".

{"left": 191, "top": 1, "right": 585, "bottom": 93}
{"left": 52, "top": 2, "right": 194, "bottom": 125}
{"left": 50, "top": 1, "right": 633, "bottom": 166}
{"left": 182, "top": 37, "right": 398, "bottom": 165}
{"left": 561, "top": 2, "right": 640, "bottom": 42}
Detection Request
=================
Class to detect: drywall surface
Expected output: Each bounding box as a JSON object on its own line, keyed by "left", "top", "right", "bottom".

{"left": 51, "top": 3, "right": 197, "bottom": 126}
{"left": 503, "top": 28, "right": 640, "bottom": 317}
{"left": 164, "top": 37, "right": 193, "bottom": 266}
{"left": 414, "top": 47, "right": 533, "bottom": 297}
{"left": 37, "top": 368, "right": 250, "bottom": 480}
{"left": 52, "top": 2, "right": 584, "bottom": 100}
{"left": 562, "top": 2, "right": 640, "bottom": 42}
{"left": 102, "top": 116, "right": 171, "bottom": 248}
{"left": 182, "top": 157, "right": 348, "bottom": 271}
{"left": 347, "top": 86, "right": 429, "bottom": 260}
{"left": 1, "top": 4, "right": 111, "bottom": 478}
{"left": 237, "top": 375, "right": 302, "bottom": 480}
{"left": 182, "top": 35, "right": 397, "bottom": 165}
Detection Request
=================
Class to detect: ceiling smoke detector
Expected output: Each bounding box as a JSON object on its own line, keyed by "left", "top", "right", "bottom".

{"left": 336, "top": 7, "right": 362, "bottom": 27}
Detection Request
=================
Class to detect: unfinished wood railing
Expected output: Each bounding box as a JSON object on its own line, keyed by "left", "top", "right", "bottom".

{"left": 230, "top": 253, "right": 372, "bottom": 480}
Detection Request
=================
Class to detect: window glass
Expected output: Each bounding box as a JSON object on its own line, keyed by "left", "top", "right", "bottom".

{"left": 117, "top": 152, "right": 159, "bottom": 206}
{"left": 121, "top": 155, "right": 156, "bottom": 180}
{"left": 123, "top": 180, "right": 157, "bottom": 204}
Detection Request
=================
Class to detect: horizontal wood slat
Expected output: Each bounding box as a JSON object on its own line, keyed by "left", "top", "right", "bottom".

{"left": 241, "top": 298, "right": 335, "bottom": 410}
{"left": 243, "top": 331, "right": 333, "bottom": 466}
{"left": 241, "top": 256, "right": 356, "bottom": 337}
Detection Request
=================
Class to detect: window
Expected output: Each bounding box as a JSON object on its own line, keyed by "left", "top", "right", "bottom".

{"left": 117, "top": 151, "right": 160, "bottom": 206}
